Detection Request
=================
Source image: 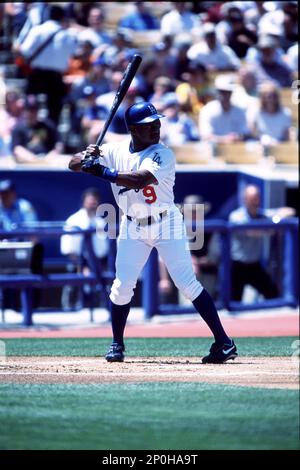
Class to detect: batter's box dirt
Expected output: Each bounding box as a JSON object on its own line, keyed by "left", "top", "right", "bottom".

{"left": 0, "top": 357, "right": 298, "bottom": 389}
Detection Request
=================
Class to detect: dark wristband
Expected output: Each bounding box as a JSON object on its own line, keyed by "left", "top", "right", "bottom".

{"left": 81, "top": 157, "right": 118, "bottom": 182}
{"left": 102, "top": 167, "right": 118, "bottom": 183}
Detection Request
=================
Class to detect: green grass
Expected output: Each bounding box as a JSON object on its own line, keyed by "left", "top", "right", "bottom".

{"left": 1, "top": 337, "right": 299, "bottom": 450}
{"left": 0, "top": 382, "right": 298, "bottom": 450}
{"left": 2, "top": 336, "right": 298, "bottom": 357}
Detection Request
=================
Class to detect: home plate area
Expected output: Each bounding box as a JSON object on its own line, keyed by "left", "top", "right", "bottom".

{"left": 0, "top": 356, "right": 298, "bottom": 389}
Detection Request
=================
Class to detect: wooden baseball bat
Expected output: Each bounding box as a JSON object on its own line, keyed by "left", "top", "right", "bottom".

{"left": 96, "top": 54, "right": 142, "bottom": 147}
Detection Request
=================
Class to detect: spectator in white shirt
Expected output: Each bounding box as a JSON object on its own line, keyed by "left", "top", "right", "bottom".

{"left": 257, "top": 1, "right": 298, "bottom": 52}
{"left": 247, "top": 81, "right": 293, "bottom": 146}
{"left": 19, "top": 5, "right": 78, "bottom": 124}
{"left": 199, "top": 74, "right": 250, "bottom": 143}
{"left": 160, "top": 2, "right": 201, "bottom": 37}
{"left": 229, "top": 184, "right": 279, "bottom": 302}
{"left": 61, "top": 187, "right": 109, "bottom": 263}
{"left": 187, "top": 22, "right": 240, "bottom": 71}
{"left": 60, "top": 187, "right": 109, "bottom": 311}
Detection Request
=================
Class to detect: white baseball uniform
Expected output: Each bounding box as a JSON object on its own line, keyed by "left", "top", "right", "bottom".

{"left": 99, "top": 138, "right": 203, "bottom": 305}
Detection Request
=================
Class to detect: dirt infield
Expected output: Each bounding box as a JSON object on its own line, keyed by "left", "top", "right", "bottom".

{"left": 0, "top": 356, "right": 298, "bottom": 389}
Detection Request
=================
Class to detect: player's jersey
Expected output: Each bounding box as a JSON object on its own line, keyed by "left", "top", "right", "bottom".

{"left": 99, "top": 138, "right": 176, "bottom": 218}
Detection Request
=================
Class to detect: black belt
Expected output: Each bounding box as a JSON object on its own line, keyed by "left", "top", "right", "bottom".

{"left": 127, "top": 210, "right": 167, "bottom": 226}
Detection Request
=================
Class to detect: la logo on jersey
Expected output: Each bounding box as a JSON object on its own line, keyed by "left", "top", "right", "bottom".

{"left": 152, "top": 152, "right": 161, "bottom": 165}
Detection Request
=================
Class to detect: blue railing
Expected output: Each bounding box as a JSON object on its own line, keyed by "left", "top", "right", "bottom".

{"left": 0, "top": 226, "right": 114, "bottom": 325}
{"left": 142, "top": 218, "right": 299, "bottom": 317}
{"left": 0, "top": 218, "right": 298, "bottom": 325}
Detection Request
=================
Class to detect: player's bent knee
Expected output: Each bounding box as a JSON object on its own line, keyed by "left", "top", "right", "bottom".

{"left": 110, "top": 279, "right": 135, "bottom": 305}
{"left": 180, "top": 280, "right": 203, "bottom": 302}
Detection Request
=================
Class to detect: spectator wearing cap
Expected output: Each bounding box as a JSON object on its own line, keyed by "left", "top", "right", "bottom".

{"left": 11, "top": 95, "right": 60, "bottom": 164}
{"left": 215, "top": 4, "right": 257, "bottom": 58}
{"left": 199, "top": 74, "right": 251, "bottom": 144}
{"left": 19, "top": 5, "right": 78, "bottom": 124}
{"left": 187, "top": 23, "right": 240, "bottom": 71}
{"left": 176, "top": 62, "right": 214, "bottom": 115}
{"left": 118, "top": 2, "right": 159, "bottom": 31}
{"left": 246, "top": 35, "right": 293, "bottom": 87}
{"left": 245, "top": 32, "right": 286, "bottom": 65}
{"left": 159, "top": 92, "right": 200, "bottom": 146}
{"left": 0, "top": 179, "right": 38, "bottom": 230}
{"left": 78, "top": 5, "right": 111, "bottom": 49}
{"left": 247, "top": 81, "right": 293, "bottom": 147}
{"left": 160, "top": 2, "right": 202, "bottom": 37}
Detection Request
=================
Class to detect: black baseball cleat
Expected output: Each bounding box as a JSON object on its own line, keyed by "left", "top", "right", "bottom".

{"left": 105, "top": 343, "right": 125, "bottom": 362}
{"left": 202, "top": 339, "right": 238, "bottom": 364}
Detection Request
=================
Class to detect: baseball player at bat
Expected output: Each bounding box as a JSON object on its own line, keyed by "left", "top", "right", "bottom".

{"left": 69, "top": 102, "right": 238, "bottom": 364}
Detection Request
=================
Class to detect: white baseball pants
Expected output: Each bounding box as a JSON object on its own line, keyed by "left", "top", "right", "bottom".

{"left": 110, "top": 207, "right": 203, "bottom": 305}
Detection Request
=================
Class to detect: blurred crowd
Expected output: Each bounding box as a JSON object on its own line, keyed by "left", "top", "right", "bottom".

{"left": 0, "top": 1, "right": 298, "bottom": 164}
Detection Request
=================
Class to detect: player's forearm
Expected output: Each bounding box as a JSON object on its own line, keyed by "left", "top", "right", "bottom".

{"left": 77, "top": 153, "right": 157, "bottom": 189}
{"left": 115, "top": 170, "right": 156, "bottom": 189}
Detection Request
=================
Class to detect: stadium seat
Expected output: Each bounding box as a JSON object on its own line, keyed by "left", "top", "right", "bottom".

{"left": 102, "top": 3, "right": 133, "bottom": 31}
{"left": 171, "top": 142, "right": 212, "bottom": 164}
{"left": 131, "top": 30, "right": 162, "bottom": 49}
{"left": 280, "top": 87, "right": 298, "bottom": 127}
{"left": 102, "top": 2, "right": 171, "bottom": 38}
{"left": 267, "top": 141, "right": 298, "bottom": 164}
{"left": 215, "top": 142, "right": 262, "bottom": 163}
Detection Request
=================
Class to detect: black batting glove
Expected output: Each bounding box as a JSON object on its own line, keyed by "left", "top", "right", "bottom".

{"left": 81, "top": 157, "right": 105, "bottom": 177}
{"left": 80, "top": 145, "right": 119, "bottom": 182}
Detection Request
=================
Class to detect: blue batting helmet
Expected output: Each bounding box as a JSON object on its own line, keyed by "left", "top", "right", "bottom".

{"left": 125, "top": 102, "right": 164, "bottom": 126}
